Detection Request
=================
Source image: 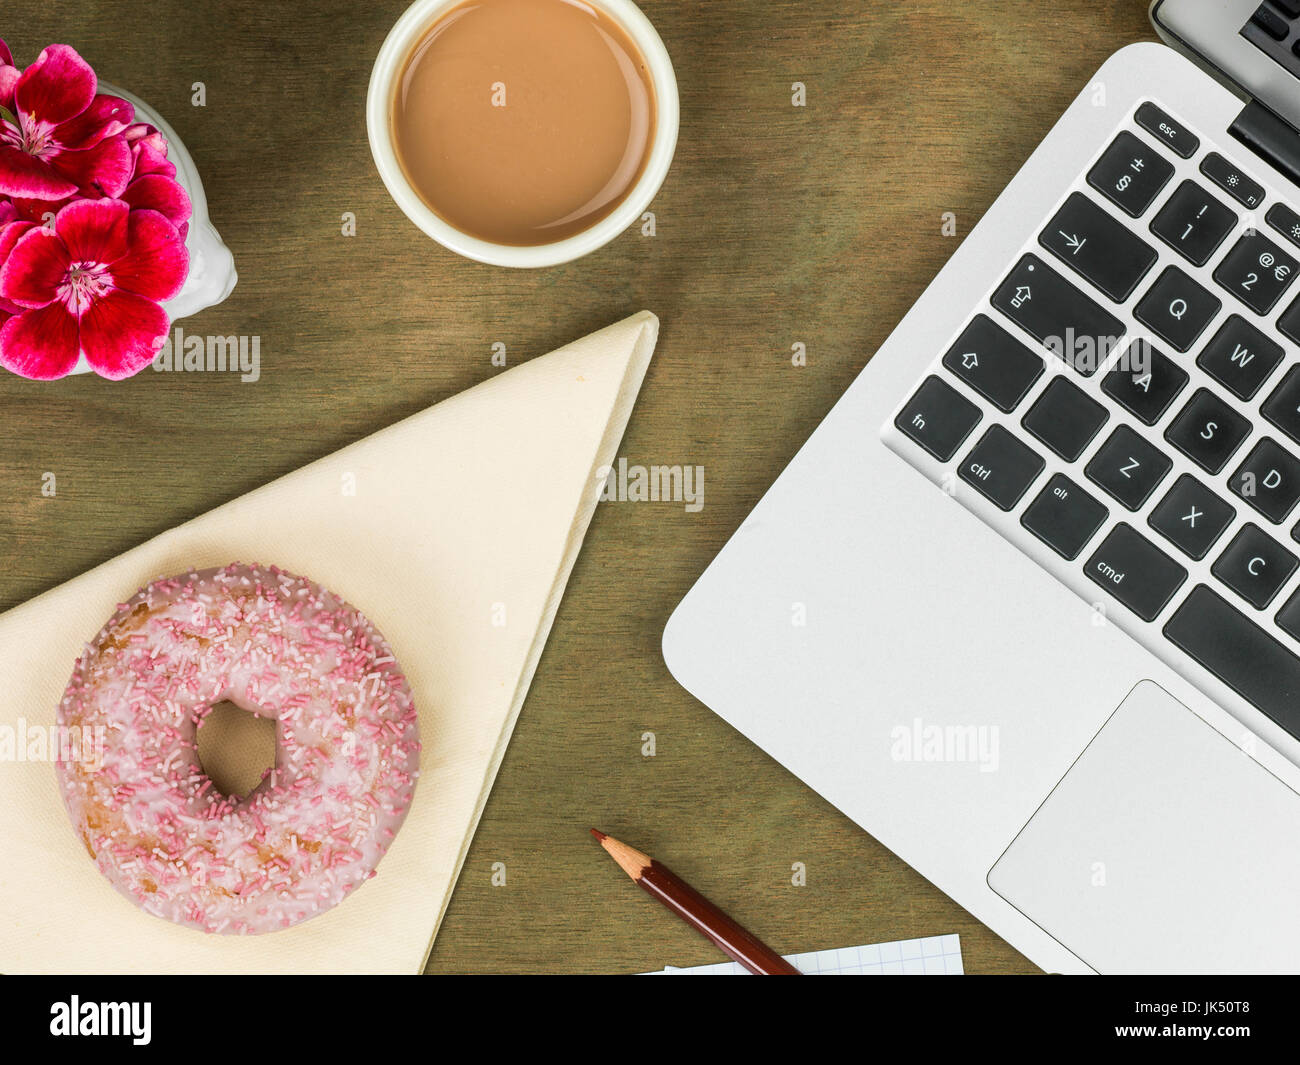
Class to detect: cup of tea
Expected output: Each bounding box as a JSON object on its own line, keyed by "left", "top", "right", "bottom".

{"left": 367, "top": 0, "right": 679, "bottom": 268}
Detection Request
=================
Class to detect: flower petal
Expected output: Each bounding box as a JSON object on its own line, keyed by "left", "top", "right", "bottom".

{"left": 0, "top": 218, "right": 35, "bottom": 263}
{"left": 128, "top": 129, "right": 175, "bottom": 180}
{"left": 0, "top": 225, "right": 69, "bottom": 308}
{"left": 109, "top": 209, "right": 187, "bottom": 301}
{"left": 0, "top": 301, "right": 80, "bottom": 379}
{"left": 15, "top": 45, "right": 96, "bottom": 128}
{"left": 0, "top": 64, "right": 19, "bottom": 111}
{"left": 55, "top": 197, "right": 129, "bottom": 264}
{"left": 53, "top": 93, "right": 134, "bottom": 150}
{"left": 79, "top": 288, "right": 167, "bottom": 379}
{"left": 0, "top": 144, "right": 78, "bottom": 198}
{"left": 121, "top": 174, "right": 192, "bottom": 230}
{"left": 48, "top": 133, "right": 132, "bottom": 197}
{"left": 0, "top": 41, "right": 13, "bottom": 68}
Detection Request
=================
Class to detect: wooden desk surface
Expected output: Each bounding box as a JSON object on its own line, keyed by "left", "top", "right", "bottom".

{"left": 0, "top": 0, "right": 1156, "bottom": 973}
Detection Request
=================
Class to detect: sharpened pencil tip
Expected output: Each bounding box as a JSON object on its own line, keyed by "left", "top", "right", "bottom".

{"left": 589, "top": 827, "right": 607, "bottom": 842}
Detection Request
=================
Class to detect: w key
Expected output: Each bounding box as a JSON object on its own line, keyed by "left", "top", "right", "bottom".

{"left": 1039, "top": 192, "right": 1158, "bottom": 302}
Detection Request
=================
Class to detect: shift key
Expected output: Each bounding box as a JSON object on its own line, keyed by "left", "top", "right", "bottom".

{"left": 992, "top": 254, "right": 1126, "bottom": 376}
{"left": 1084, "top": 523, "right": 1187, "bottom": 621}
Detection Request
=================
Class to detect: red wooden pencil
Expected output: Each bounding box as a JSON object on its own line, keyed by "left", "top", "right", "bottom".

{"left": 591, "top": 828, "right": 801, "bottom": 975}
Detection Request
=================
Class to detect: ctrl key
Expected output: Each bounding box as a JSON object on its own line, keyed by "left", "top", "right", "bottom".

{"left": 894, "top": 375, "right": 982, "bottom": 461}
{"left": 1085, "top": 523, "right": 1187, "bottom": 622}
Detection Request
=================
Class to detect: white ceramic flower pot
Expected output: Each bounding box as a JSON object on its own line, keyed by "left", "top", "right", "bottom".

{"left": 66, "top": 82, "right": 238, "bottom": 376}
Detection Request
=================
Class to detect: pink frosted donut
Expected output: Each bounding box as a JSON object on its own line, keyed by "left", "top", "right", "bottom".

{"left": 55, "top": 563, "right": 421, "bottom": 935}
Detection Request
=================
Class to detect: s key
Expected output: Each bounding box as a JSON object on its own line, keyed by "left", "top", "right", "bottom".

{"left": 1164, "top": 389, "right": 1252, "bottom": 474}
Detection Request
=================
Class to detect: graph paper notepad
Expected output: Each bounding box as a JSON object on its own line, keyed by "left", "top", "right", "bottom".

{"left": 646, "top": 933, "right": 963, "bottom": 975}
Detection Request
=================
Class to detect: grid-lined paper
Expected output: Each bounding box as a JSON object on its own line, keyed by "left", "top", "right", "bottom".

{"left": 647, "top": 933, "right": 963, "bottom": 975}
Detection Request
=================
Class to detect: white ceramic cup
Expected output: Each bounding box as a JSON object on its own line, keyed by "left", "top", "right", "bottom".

{"left": 366, "top": 0, "right": 679, "bottom": 268}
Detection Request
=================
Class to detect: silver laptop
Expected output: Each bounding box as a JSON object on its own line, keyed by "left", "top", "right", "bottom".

{"left": 663, "top": 0, "right": 1300, "bottom": 974}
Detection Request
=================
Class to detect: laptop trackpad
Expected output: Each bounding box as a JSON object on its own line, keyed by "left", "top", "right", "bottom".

{"left": 988, "top": 680, "right": 1300, "bottom": 973}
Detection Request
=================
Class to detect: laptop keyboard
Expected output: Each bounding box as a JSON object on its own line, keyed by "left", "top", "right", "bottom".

{"left": 1244, "top": 2, "right": 1300, "bottom": 78}
{"left": 887, "top": 100, "right": 1300, "bottom": 744}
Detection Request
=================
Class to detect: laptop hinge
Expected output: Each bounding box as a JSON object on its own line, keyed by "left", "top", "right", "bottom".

{"left": 1230, "top": 100, "right": 1300, "bottom": 193}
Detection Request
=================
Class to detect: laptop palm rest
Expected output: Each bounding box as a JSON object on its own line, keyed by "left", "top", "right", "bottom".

{"left": 988, "top": 680, "right": 1300, "bottom": 974}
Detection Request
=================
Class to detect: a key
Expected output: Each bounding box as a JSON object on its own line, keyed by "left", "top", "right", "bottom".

{"left": 1085, "top": 132, "right": 1175, "bottom": 218}
{"left": 990, "top": 254, "right": 1126, "bottom": 376}
{"left": 895, "top": 376, "right": 982, "bottom": 461}
{"left": 1149, "top": 181, "right": 1236, "bottom": 266}
{"left": 1135, "top": 266, "right": 1222, "bottom": 351}
{"left": 1200, "top": 152, "right": 1265, "bottom": 210}
{"left": 1274, "top": 585, "right": 1300, "bottom": 642}
{"left": 1277, "top": 294, "right": 1300, "bottom": 346}
{"left": 1085, "top": 523, "right": 1187, "bottom": 622}
{"left": 1165, "top": 585, "right": 1300, "bottom": 740}
{"left": 957, "top": 425, "right": 1044, "bottom": 511}
{"left": 1020, "top": 474, "right": 1108, "bottom": 560}
{"left": 1039, "top": 193, "right": 1158, "bottom": 301}
{"left": 1212, "top": 524, "right": 1298, "bottom": 609}
{"left": 1262, "top": 365, "right": 1300, "bottom": 446}
{"left": 1229, "top": 438, "right": 1300, "bottom": 524}
{"left": 1134, "top": 102, "right": 1199, "bottom": 159}
{"left": 1100, "top": 340, "right": 1187, "bottom": 425}
{"left": 1085, "top": 425, "right": 1172, "bottom": 510}
{"left": 1020, "top": 376, "right": 1108, "bottom": 462}
{"left": 1164, "top": 389, "right": 1252, "bottom": 474}
{"left": 1213, "top": 231, "right": 1299, "bottom": 315}
{"left": 1196, "top": 315, "right": 1284, "bottom": 401}
{"left": 1147, "top": 474, "right": 1236, "bottom": 560}
{"left": 940, "top": 314, "right": 1043, "bottom": 412}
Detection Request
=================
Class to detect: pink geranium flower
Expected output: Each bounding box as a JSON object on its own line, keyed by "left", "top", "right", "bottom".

{"left": 0, "top": 42, "right": 133, "bottom": 202}
{"left": 0, "top": 198, "right": 187, "bottom": 379}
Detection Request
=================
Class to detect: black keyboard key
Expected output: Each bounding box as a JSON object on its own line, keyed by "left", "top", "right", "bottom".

{"left": 1230, "top": 438, "right": 1300, "bottom": 523}
{"left": 1021, "top": 376, "right": 1108, "bottom": 462}
{"left": 1086, "top": 523, "right": 1187, "bottom": 622}
{"left": 1275, "top": 0, "right": 1300, "bottom": 17}
{"left": 990, "top": 254, "right": 1125, "bottom": 376}
{"left": 1085, "top": 425, "right": 1173, "bottom": 510}
{"left": 1100, "top": 340, "right": 1187, "bottom": 425}
{"left": 1020, "top": 474, "right": 1108, "bottom": 560}
{"left": 1149, "top": 181, "right": 1236, "bottom": 266}
{"left": 940, "top": 314, "right": 1043, "bottom": 412}
{"left": 1164, "top": 389, "right": 1252, "bottom": 473}
{"left": 1262, "top": 365, "right": 1300, "bottom": 446}
{"left": 1275, "top": 585, "right": 1300, "bottom": 642}
{"left": 1200, "top": 152, "right": 1265, "bottom": 210}
{"left": 1266, "top": 201, "right": 1300, "bottom": 251}
{"left": 1212, "top": 524, "right": 1298, "bottom": 608}
{"left": 895, "top": 376, "right": 981, "bottom": 461}
{"left": 1196, "top": 315, "right": 1284, "bottom": 400}
{"left": 958, "top": 425, "right": 1044, "bottom": 510}
{"left": 1134, "top": 102, "right": 1199, "bottom": 159}
{"left": 1251, "top": 4, "right": 1291, "bottom": 40}
{"left": 1039, "top": 193, "right": 1158, "bottom": 301}
{"left": 1148, "top": 474, "right": 1236, "bottom": 560}
{"left": 1134, "top": 266, "right": 1222, "bottom": 351}
{"left": 1213, "top": 231, "right": 1299, "bottom": 315}
{"left": 1086, "top": 131, "right": 1175, "bottom": 218}
{"left": 1280, "top": 294, "right": 1300, "bottom": 346}
{"left": 1165, "top": 585, "right": 1300, "bottom": 739}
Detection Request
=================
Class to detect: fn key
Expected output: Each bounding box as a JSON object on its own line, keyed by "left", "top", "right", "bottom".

{"left": 895, "top": 375, "right": 982, "bottom": 461}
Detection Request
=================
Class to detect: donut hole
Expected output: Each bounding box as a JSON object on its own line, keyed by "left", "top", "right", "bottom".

{"left": 195, "top": 700, "right": 278, "bottom": 800}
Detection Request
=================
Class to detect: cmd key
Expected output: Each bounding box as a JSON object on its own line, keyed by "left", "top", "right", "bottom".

{"left": 1085, "top": 523, "right": 1187, "bottom": 622}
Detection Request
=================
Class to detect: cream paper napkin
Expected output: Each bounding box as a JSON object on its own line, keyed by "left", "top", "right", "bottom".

{"left": 0, "top": 310, "right": 659, "bottom": 974}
